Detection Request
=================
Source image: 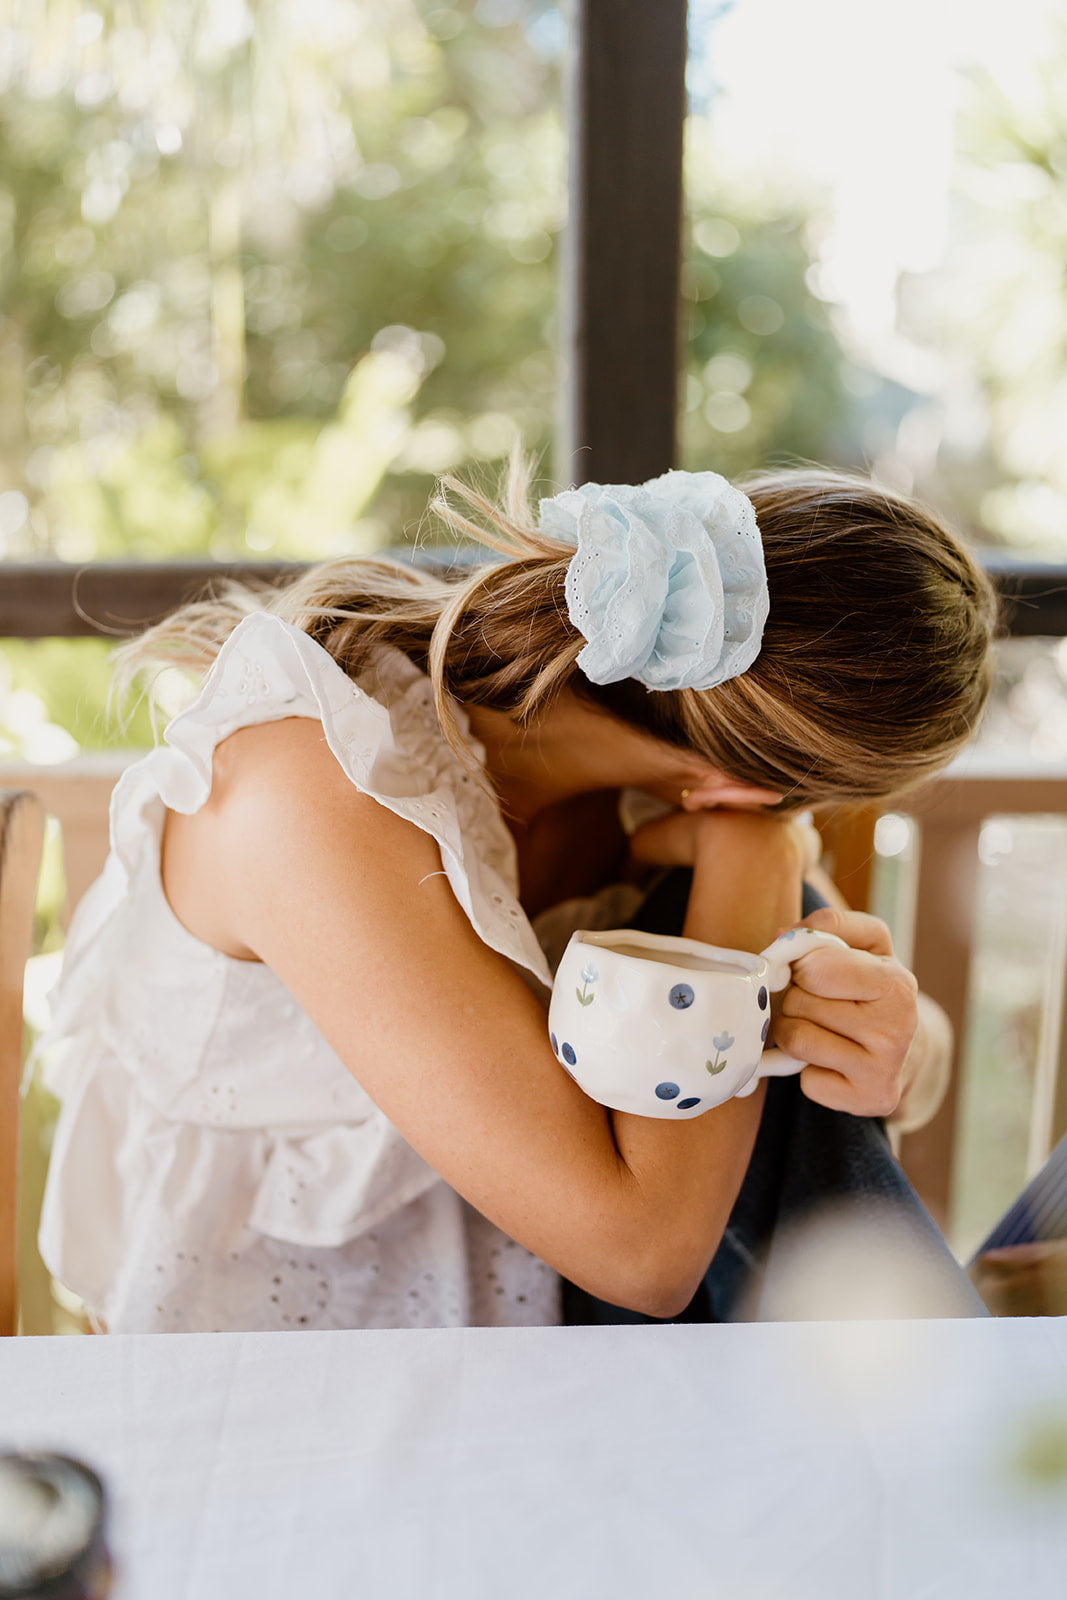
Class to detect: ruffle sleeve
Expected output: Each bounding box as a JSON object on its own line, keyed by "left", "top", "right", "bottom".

{"left": 159, "top": 612, "right": 553, "bottom": 989}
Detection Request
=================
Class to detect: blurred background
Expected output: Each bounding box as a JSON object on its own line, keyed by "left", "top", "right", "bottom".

{"left": 4, "top": 0, "right": 1067, "bottom": 1268}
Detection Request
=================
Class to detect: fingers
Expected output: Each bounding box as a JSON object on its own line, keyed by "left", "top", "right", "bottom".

{"left": 787, "top": 945, "right": 915, "bottom": 1003}
{"left": 778, "top": 1017, "right": 905, "bottom": 1118}
{"left": 778, "top": 993, "right": 913, "bottom": 1067}
{"left": 782, "top": 942, "right": 916, "bottom": 1040}
{"left": 777, "top": 1012, "right": 865, "bottom": 1075}
{"left": 774, "top": 939, "right": 917, "bottom": 1118}
{"left": 797, "top": 1062, "right": 899, "bottom": 1119}
{"left": 795, "top": 905, "right": 896, "bottom": 958}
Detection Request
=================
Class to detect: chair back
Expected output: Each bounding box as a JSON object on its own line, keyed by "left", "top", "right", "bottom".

{"left": 0, "top": 790, "right": 44, "bottom": 1336}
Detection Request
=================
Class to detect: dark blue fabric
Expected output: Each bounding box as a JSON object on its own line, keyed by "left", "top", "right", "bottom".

{"left": 561, "top": 872, "right": 986, "bottom": 1323}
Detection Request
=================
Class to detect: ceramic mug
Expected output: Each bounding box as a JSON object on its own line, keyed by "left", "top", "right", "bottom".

{"left": 547, "top": 925, "right": 848, "bottom": 1119}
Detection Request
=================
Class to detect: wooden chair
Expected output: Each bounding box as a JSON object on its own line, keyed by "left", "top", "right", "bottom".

{"left": 0, "top": 789, "right": 45, "bottom": 1336}
{"left": 822, "top": 774, "right": 1067, "bottom": 1233}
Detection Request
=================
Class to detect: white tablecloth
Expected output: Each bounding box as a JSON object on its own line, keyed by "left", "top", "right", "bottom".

{"left": 2, "top": 1319, "right": 1066, "bottom": 1599}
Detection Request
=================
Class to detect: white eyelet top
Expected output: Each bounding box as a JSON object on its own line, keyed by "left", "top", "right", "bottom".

{"left": 37, "top": 613, "right": 561, "bottom": 1333}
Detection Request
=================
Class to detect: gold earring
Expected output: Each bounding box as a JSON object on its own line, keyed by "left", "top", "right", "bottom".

{"left": 681, "top": 788, "right": 692, "bottom": 801}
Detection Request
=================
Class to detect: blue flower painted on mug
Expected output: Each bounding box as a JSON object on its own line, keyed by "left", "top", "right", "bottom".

{"left": 669, "top": 983, "right": 695, "bottom": 1010}
{"left": 706, "top": 1029, "right": 734, "bottom": 1076}
{"left": 576, "top": 960, "right": 599, "bottom": 1007}
{"left": 655, "top": 1082, "right": 680, "bottom": 1100}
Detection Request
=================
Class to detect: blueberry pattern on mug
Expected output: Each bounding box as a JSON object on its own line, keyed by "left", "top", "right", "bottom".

{"left": 669, "top": 983, "right": 695, "bottom": 1010}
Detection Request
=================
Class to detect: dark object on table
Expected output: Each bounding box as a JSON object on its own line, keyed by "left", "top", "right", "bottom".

{"left": 0, "top": 1454, "right": 111, "bottom": 1599}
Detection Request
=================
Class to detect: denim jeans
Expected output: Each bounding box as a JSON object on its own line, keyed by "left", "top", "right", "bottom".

{"left": 562, "top": 873, "right": 986, "bottom": 1323}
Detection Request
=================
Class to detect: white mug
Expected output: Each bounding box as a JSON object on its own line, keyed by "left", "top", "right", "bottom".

{"left": 548, "top": 926, "right": 848, "bottom": 1119}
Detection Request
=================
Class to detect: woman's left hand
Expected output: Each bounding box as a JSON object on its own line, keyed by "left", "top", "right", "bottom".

{"left": 773, "top": 906, "right": 918, "bottom": 1119}
{"left": 629, "top": 805, "right": 820, "bottom": 874}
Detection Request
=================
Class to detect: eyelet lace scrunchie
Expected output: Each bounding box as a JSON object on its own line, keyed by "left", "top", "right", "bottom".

{"left": 537, "top": 470, "right": 768, "bottom": 693}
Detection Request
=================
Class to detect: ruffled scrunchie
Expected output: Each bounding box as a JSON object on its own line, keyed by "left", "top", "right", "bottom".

{"left": 537, "top": 470, "right": 768, "bottom": 694}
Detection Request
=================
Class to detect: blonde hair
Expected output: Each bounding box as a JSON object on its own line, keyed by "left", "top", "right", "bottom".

{"left": 118, "top": 457, "right": 998, "bottom": 808}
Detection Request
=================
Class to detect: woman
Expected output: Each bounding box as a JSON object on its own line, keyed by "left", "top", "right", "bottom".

{"left": 38, "top": 462, "right": 997, "bottom": 1331}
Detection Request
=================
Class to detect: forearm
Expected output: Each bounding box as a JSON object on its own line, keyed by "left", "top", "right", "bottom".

{"left": 680, "top": 814, "right": 804, "bottom": 952}
{"left": 594, "top": 817, "right": 805, "bottom": 1314}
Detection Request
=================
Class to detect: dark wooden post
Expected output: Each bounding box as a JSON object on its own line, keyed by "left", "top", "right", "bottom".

{"left": 562, "top": 0, "right": 689, "bottom": 487}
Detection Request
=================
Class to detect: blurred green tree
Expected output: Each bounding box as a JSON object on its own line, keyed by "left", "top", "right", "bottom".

{"left": 0, "top": 0, "right": 853, "bottom": 755}
{"left": 678, "top": 107, "right": 852, "bottom": 478}
{"left": 899, "top": 28, "right": 1067, "bottom": 554}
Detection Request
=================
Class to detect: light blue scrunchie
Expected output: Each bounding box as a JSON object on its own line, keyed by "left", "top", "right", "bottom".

{"left": 538, "top": 470, "right": 769, "bottom": 692}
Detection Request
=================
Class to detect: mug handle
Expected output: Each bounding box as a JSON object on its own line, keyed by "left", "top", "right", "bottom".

{"left": 734, "top": 927, "right": 850, "bottom": 1095}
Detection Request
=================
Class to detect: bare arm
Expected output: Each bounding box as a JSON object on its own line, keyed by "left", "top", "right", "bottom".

{"left": 630, "top": 808, "right": 926, "bottom": 1123}
{"left": 165, "top": 720, "right": 805, "bottom": 1318}
{"left": 604, "top": 810, "right": 807, "bottom": 1303}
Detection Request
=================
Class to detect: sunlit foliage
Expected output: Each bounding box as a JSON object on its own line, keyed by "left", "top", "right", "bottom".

{"left": 0, "top": 1, "right": 856, "bottom": 756}
{"left": 0, "top": 0, "right": 566, "bottom": 566}
{"left": 896, "top": 25, "right": 1067, "bottom": 554}
{"left": 680, "top": 131, "right": 849, "bottom": 478}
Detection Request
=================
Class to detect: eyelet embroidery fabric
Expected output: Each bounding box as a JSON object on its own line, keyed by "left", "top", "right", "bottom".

{"left": 542, "top": 471, "right": 767, "bottom": 691}
{"left": 37, "top": 613, "right": 560, "bottom": 1333}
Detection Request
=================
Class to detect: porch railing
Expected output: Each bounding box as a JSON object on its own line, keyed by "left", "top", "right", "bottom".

{"left": 1, "top": 546, "right": 1064, "bottom": 640}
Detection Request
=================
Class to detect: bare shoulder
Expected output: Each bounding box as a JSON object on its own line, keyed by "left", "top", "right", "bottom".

{"left": 162, "top": 716, "right": 439, "bottom": 959}
{"left": 207, "top": 715, "right": 365, "bottom": 808}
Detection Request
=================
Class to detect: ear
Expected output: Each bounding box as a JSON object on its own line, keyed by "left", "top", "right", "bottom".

{"left": 680, "top": 780, "right": 783, "bottom": 812}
